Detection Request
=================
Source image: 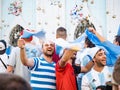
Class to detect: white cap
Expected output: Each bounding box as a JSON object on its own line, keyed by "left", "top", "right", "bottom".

{"left": 0, "top": 42, "right": 5, "bottom": 51}
{"left": 88, "top": 47, "right": 101, "bottom": 59}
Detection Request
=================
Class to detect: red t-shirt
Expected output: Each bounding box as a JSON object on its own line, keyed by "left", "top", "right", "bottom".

{"left": 55, "top": 63, "right": 77, "bottom": 90}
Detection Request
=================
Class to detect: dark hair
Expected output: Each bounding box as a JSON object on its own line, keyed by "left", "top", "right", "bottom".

{"left": 0, "top": 73, "right": 32, "bottom": 90}
{"left": 56, "top": 27, "right": 67, "bottom": 40}
{"left": 57, "top": 27, "right": 67, "bottom": 33}
{"left": 96, "top": 85, "right": 106, "bottom": 90}
{"left": 85, "top": 37, "right": 95, "bottom": 48}
{"left": 96, "top": 85, "right": 112, "bottom": 90}
{"left": 114, "top": 35, "right": 120, "bottom": 46}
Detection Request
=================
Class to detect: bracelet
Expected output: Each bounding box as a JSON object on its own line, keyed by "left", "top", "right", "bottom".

{"left": 20, "top": 47, "right": 24, "bottom": 49}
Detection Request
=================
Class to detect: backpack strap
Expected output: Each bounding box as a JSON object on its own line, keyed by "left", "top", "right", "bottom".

{"left": 0, "top": 58, "right": 7, "bottom": 69}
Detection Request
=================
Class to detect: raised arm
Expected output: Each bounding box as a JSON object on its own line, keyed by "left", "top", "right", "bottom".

{"left": 88, "top": 27, "right": 106, "bottom": 42}
{"left": 81, "top": 60, "right": 94, "bottom": 73}
{"left": 17, "top": 39, "right": 34, "bottom": 67}
{"left": 59, "top": 49, "right": 75, "bottom": 67}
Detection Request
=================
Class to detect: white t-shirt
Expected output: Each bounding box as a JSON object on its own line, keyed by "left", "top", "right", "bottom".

{"left": 8, "top": 47, "right": 30, "bottom": 81}
{"left": 75, "top": 48, "right": 90, "bottom": 66}
{"left": 0, "top": 53, "right": 8, "bottom": 73}
{"left": 8, "top": 43, "right": 41, "bottom": 82}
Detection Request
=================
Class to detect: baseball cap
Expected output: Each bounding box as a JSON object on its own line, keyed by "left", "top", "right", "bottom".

{"left": 0, "top": 40, "right": 6, "bottom": 50}
{"left": 0, "top": 40, "right": 7, "bottom": 54}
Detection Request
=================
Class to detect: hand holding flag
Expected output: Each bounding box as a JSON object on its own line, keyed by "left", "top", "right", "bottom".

{"left": 20, "top": 29, "right": 46, "bottom": 39}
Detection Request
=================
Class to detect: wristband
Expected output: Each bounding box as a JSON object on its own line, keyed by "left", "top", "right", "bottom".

{"left": 20, "top": 47, "right": 24, "bottom": 49}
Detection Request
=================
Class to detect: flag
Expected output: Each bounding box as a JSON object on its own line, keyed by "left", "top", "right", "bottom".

{"left": 20, "top": 30, "right": 33, "bottom": 38}
{"left": 85, "top": 29, "right": 101, "bottom": 45}
{"left": 54, "top": 38, "right": 80, "bottom": 51}
{"left": 70, "top": 32, "right": 87, "bottom": 50}
{"left": 54, "top": 33, "right": 87, "bottom": 58}
{"left": 85, "top": 28, "right": 120, "bottom": 66}
{"left": 72, "top": 32, "right": 87, "bottom": 43}
{"left": 34, "top": 30, "right": 46, "bottom": 39}
{"left": 21, "top": 29, "right": 46, "bottom": 39}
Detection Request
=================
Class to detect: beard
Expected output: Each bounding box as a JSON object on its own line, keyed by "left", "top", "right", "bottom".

{"left": 44, "top": 51, "right": 54, "bottom": 57}
{"left": 97, "top": 62, "right": 106, "bottom": 67}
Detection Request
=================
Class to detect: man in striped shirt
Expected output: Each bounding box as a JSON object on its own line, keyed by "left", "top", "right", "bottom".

{"left": 18, "top": 39, "right": 56, "bottom": 90}
{"left": 81, "top": 47, "right": 113, "bottom": 90}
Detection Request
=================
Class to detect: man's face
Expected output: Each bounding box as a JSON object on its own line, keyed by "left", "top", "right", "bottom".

{"left": 42, "top": 40, "right": 55, "bottom": 57}
{"left": 94, "top": 49, "right": 106, "bottom": 66}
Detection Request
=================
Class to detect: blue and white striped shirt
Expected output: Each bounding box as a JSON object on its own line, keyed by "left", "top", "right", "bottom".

{"left": 81, "top": 66, "right": 113, "bottom": 90}
{"left": 30, "top": 56, "right": 56, "bottom": 90}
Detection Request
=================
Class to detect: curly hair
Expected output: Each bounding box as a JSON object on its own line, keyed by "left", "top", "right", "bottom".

{"left": 74, "top": 18, "right": 95, "bottom": 39}
{"left": 9, "top": 24, "right": 24, "bottom": 47}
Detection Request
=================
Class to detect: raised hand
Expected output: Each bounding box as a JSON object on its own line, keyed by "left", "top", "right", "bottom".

{"left": 17, "top": 39, "right": 25, "bottom": 49}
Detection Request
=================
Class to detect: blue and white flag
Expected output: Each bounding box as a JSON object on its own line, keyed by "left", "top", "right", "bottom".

{"left": 54, "top": 38, "right": 81, "bottom": 51}
{"left": 72, "top": 33, "right": 87, "bottom": 43}
{"left": 85, "top": 28, "right": 120, "bottom": 66}
{"left": 70, "top": 32, "right": 88, "bottom": 50}
{"left": 21, "top": 29, "right": 46, "bottom": 39}
{"left": 54, "top": 33, "right": 86, "bottom": 57}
